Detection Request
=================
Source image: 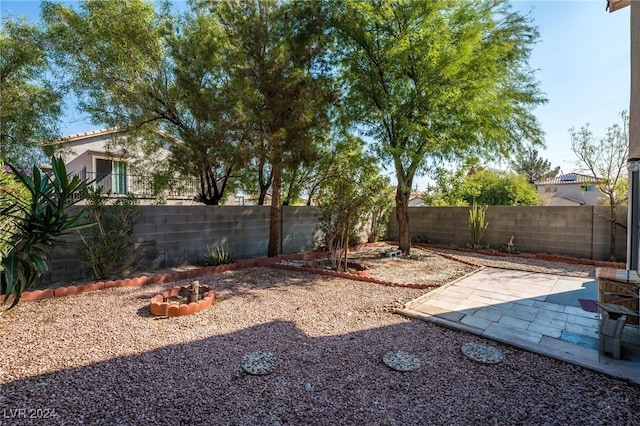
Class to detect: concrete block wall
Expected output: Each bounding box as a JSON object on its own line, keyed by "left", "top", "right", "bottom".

{"left": 387, "top": 205, "right": 628, "bottom": 262}
{"left": 281, "top": 206, "right": 323, "bottom": 253}
{"left": 38, "top": 205, "right": 322, "bottom": 284}
{"left": 35, "top": 204, "right": 629, "bottom": 284}
{"left": 132, "top": 205, "right": 272, "bottom": 270}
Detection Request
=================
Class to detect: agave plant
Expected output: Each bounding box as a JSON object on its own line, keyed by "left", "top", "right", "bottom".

{"left": 0, "top": 157, "right": 94, "bottom": 309}
{"left": 204, "top": 244, "right": 233, "bottom": 266}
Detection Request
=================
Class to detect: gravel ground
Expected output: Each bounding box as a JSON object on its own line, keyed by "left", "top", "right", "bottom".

{"left": 422, "top": 246, "right": 596, "bottom": 278}
{"left": 1, "top": 250, "right": 639, "bottom": 425}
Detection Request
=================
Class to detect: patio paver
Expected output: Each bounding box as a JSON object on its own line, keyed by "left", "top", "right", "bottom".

{"left": 400, "top": 267, "right": 640, "bottom": 384}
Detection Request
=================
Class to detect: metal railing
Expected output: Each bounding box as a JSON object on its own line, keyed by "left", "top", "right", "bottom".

{"left": 82, "top": 172, "right": 199, "bottom": 200}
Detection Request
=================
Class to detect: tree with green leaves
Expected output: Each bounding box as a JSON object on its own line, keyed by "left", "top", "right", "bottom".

{"left": 364, "top": 182, "right": 395, "bottom": 243}
{"left": 206, "top": 0, "right": 335, "bottom": 256}
{"left": 280, "top": 133, "right": 364, "bottom": 207}
{"left": 43, "top": 0, "right": 240, "bottom": 204}
{"left": 0, "top": 15, "right": 62, "bottom": 167}
{"left": 429, "top": 167, "right": 468, "bottom": 207}
{"left": 511, "top": 147, "right": 560, "bottom": 184}
{"left": 332, "top": 0, "right": 546, "bottom": 254}
{"left": 463, "top": 169, "right": 539, "bottom": 206}
{"left": 570, "top": 111, "right": 629, "bottom": 261}
{"left": 430, "top": 166, "right": 539, "bottom": 206}
{"left": 0, "top": 161, "right": 29, "bottom": 262}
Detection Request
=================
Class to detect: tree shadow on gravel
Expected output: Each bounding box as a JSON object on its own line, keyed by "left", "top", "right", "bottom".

{"left": 3, "top": 317, "right": 640, "bottom": 426}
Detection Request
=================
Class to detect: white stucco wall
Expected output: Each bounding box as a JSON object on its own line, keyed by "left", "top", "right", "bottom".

{"left": 537, "top": 183, "right": 602, "bottom": 205}
{"left": 50, "top": 129, "right": 171, "bottom": 177}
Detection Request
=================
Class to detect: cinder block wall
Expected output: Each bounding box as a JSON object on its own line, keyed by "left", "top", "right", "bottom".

{"left": 39, "top": 205, "right": 322, "bottom": 284}
{"left": 387, "top": 206, "right": 628, "bottom": 262}
{"left": 37, "top": 204, "right": 629, "bottom": 284}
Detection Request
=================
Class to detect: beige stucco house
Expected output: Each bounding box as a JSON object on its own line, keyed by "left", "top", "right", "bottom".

{"left": 43, "top": 127, "right": 198, "bottom": 203}
{"left": 535, "top": 173, "right": 603, "bottom": 206}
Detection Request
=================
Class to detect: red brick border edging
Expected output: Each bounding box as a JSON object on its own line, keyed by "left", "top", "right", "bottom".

{"left": 12, "top": 242, "right": 573, "bottom": 305}
{"left": 0, "top": 252, "right": 326, "bottom": 305}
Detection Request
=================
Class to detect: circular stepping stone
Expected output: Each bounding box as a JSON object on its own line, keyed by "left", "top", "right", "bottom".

{"left": 241, "top": 352, "right": 276, "bottom": 375}
{"left": 461, "top": 343, "right": 504, "bottom": 364}
{"left": 382, "top": 350, "right": 421, "bottom": 372}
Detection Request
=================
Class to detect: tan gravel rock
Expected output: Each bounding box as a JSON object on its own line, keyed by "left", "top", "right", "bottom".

{"left": 1, "top": 248, "right": 638, "bottom": 425}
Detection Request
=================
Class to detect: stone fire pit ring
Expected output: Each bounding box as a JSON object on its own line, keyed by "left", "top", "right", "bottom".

{"left": 149, "top": 284, "right": 215, "bottom": 317}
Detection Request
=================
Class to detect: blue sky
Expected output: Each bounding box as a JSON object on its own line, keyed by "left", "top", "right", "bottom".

{"left": 511, "top": 0, "right": 630, "bottom": 177}
{"left": 1, "top": 0, "right": 633, "bottom": 187}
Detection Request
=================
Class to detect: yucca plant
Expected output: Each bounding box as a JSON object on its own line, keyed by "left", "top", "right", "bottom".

{"left": 0, "top": 157, "right": 94, "bottom": 309}
{"left": 469, "top": 200, "right": 489, "bottom": 249}
{"left": 204, "top": 244, "right": 233, "bottom": 266}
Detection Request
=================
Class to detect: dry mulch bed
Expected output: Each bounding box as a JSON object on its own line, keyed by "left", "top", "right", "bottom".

{"left": 347, "top": 245, "right": 479, "bottom": 285}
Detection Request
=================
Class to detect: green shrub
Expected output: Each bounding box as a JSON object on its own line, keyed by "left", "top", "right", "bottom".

{"left": 1, "top": 157, "right": 93, "bottom": 308}
{"left": 205, "top": 244, "right": 233, "bottom": 266}
{"left": 412, "top": 235, "right": 430, "bottom": 244}
{"left": 78, "top": 187, "right": 140, "bottom": 279}
{"left": 365, "top": 185, "right": 394, "bottom": 243}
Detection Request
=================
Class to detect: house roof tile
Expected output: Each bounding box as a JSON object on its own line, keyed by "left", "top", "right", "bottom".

{"left": 535, "top": 173, "right": 600, "bottom": 186}
{"left": 42, "top": 127, "right": 124, "bottom": 145}
{"left": 42, "top": 126, "right": 179, "bottom": 146}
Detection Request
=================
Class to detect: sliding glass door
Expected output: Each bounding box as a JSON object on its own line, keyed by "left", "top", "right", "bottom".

{"left": 95, "top": 158, "right": 127, "bottom": 194}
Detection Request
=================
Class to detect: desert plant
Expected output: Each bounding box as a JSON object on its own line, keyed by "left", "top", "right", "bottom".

{"left": 469, "top": 201, "right": 488, "bottom": 248}
{"left": 315, "top": 138, "right": 388, "bottom": 271}
{"left": 77, "top": 187, "right": 140, "bottom": 279}
{"left": 365, "top": 184, "right": 394, "bottom": 243}
{"left": 0, "top": 157, "right": 93, "bottom": 308}
{"left": 500, "top": 235, "right": 518, "bottom": 254}
{"left": 205, "top": 244, "right": 233, "bottom": 266}
{"left": 412, "top": 235, "right": 430, "bottom": 244}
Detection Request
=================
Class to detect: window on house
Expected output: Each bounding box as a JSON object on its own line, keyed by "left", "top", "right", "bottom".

{"left": 112, "top": 161, "right": 127, "bottom": 194}
{"left": 581, "top": 184, "right": 596, "bottom": 192}
{"left": 95, "top": 158, "right": 127, "bottom": 194}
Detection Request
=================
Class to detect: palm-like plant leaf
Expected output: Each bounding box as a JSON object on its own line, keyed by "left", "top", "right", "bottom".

{"left": 1, "top": 157, "right": 95, "bottom": 308}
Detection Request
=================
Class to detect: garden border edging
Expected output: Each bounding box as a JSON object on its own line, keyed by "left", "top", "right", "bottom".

{"left": 0, "top": 252, "right": 326, "bottom": 305}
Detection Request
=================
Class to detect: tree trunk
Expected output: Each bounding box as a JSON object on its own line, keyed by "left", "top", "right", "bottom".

{"left": 257, "top": 159, "right": 271, "bottom": 206}
{"left": 610, "top": 204, "right": 617, "bottom": 262}
{"left": 268, "top": 163, "right": 282, "bottom": 257}
{"left": 196, "top": 168, "right": 223, "bottom": 205}
{"left": 258, "top": 187, "right": 268, "bottom": 205}
{"left": 343, "top": 218, "right": 350, "bottom": 272}
{"left": 396, "top": 186, "right": 411, "bottom": 254}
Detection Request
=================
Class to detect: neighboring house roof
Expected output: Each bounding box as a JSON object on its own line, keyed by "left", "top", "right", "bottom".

{"left": 408, "top": 197, "right": 425, "bottom": 207}
{"left": 408, "top": 190, "right": 426, "bottom": 206}
{"left": 535, "top": 173, "right": 600, "bottom": 186}
{"left": 42, "top": 126, "right": 179, "bottom": 147}
{"left": 80, "top": 149, "right": 129, "bottom": 159}
{"left": 543, "top": 193, "right": 586, "bottom": 206}
{"left": 45, "top": 128, "right": 123, "bottom": 144}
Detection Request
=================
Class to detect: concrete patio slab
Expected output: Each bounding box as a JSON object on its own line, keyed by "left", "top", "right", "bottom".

{"left": 400, "top": 267, "right": 640, "bottom": 385}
